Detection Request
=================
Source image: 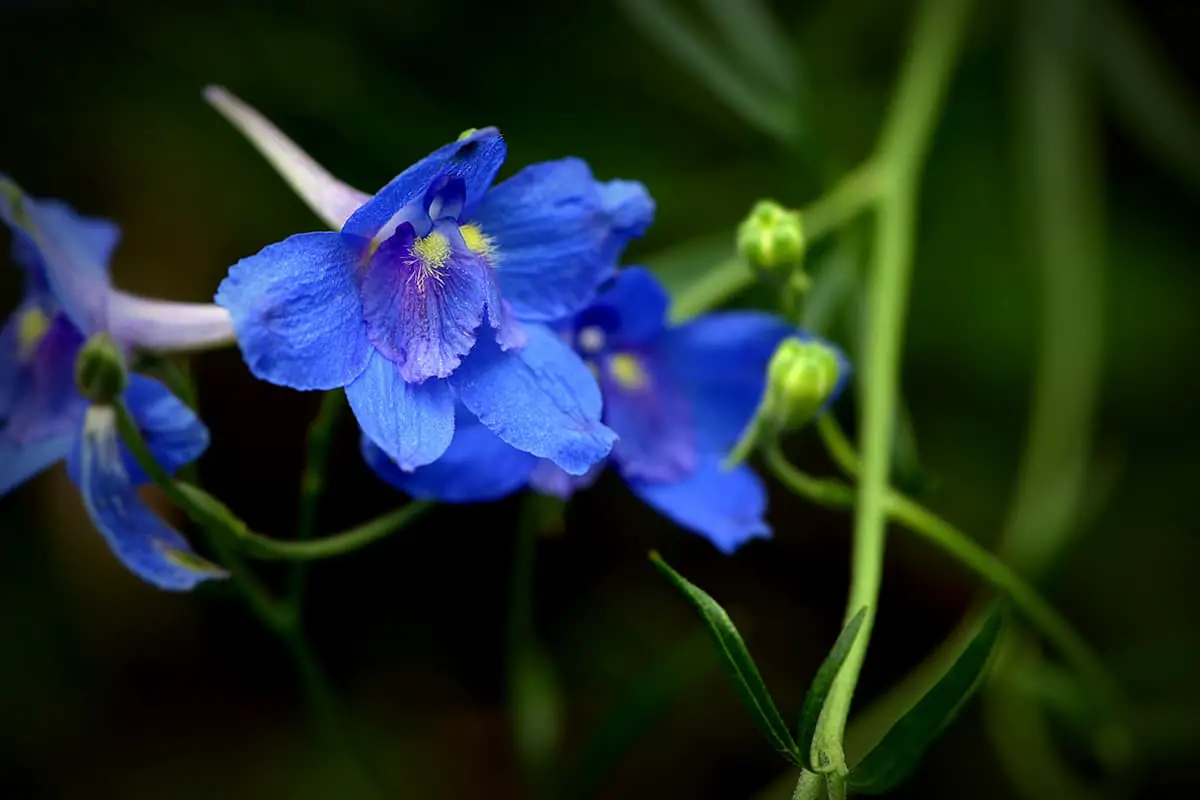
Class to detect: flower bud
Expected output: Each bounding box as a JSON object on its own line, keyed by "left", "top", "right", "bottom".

{"left": 76, "top": 333, "right": 128, "bottom": 405}
{"left": 737, "top": 199, "right": 806, "bottom": 277}
{"left": 761, "top": 337, "right": 844, "bottom": 433}
{"left": 724, "top": 335, "right": 849, "bottom": 470}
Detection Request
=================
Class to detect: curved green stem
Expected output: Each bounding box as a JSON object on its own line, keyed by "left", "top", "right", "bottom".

{"left": 815, "top": 415, "right": 859, "bottom": 477}
{"left": 113, "top": 399, "right": 291, "bottom": 629}
{"left": 813, "top": 0, "right": 974, "bottom": 773}
{"left": 290, "top": 390, "right": 346, "bottom": 605}
{"left": 178, "top": 485, "right": 435, "bottom": 562}
{"left": 763, "top": 442, "right": 1120, "bottom": 718}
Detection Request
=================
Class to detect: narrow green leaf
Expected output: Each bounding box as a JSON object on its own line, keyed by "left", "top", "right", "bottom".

{"left": 797, "top": 607, "right": 869, "bottom": 771}
{"left": 649, "top": 552, "right": 803, "bottom": 765}
{"left": 698, "top": 0, "right": 798, "bottom": 98}
{"left": 617, "top": 0, "right": 796, "bottom": 143}
{"left": 849, "top": 606, "right": 1004, "bottom": 794}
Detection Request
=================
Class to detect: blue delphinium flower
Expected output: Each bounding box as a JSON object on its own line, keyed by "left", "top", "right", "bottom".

{"left": 1, "top": 175, "right": 232, "bottom": 589}
{"left": 362, "top": 267, "right": 849, "bottom": 552}
{"left": 207, "top": 87, "right": 653, "bottom": 476}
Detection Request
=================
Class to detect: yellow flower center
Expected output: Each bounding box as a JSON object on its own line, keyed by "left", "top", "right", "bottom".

{"left": 460, "top": 223, "right": 497, "bottom": 265}
{"left": 17, "top": 307, "right": 51, "bottom": 360}
{"left": 608, "top": 353, "right": 649, "bottom": 391}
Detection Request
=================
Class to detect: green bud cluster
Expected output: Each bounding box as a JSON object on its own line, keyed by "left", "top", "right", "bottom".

{"left": 737, "top": 199, "right": 806, "bottom": 278}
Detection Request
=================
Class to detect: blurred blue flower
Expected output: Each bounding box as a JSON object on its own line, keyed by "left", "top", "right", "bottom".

{"left": 364, "top": 267, "right": 848, "bottom": 552}
{"left": 1, "top": 175, "right": 229, "bottom": 590}
{"left": 209, "top": 89, "right": 653, "bottom": 475}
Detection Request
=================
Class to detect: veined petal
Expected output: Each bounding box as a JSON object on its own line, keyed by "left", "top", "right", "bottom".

{"left": 215, "top": 231, "right": 372, "bottom": 390}
{"left": 1, "top": 174, "right": 117, "bottom": 334}
{"left": 627, "top": 455, "right": 770, "bottom": 554}
{"left": 660, "top": 312, "right": 793, "bottom": 451}
{"left": 343, "top": 128, "right": 506, "bottom": 240}
{"left": 0, "top": 434, "right": 72, "bottom": 496}
{"left": 107, "top": 291, "right": 234, "bottom": 352}
{"left": 361, "top": 222, "right": 488, "bottom": 383}
{"left": 345, "top": 351, "right": 455, "bottom": 470}
{"left": 204, "top": 86, "right": 371, "bottom": 231}
{"left": 473, "top": 159, "right": 652, "bottom": 322}
{"left": 74, "top": 406, "right": 227, "bottom": 591}
{"left": 361, "top": 405, "right": 536, "bottom": 503}
{"left": 449, "top": 323, "right": 616, "bottom": 475}
{"left": 528, "top": 459, "right": 604, "bottom": 500}
{"left": 602, "top": 350, "right": 695, "bottom": 483}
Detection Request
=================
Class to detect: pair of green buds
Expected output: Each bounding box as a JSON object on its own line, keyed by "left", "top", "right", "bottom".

{"left": 726, "top": 200, "right": 845, "bottom": 468}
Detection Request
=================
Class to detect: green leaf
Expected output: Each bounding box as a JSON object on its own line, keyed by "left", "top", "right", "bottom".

{"left": 849, "top": 605, "right": 1004, "bottom": 794}
{"left": 797, "top": 607, "right": 868, "bottom": 771}
{"left": 649, "top": 552, "right": 803, "bottom": 765}
{"left": 616, "top": 0, "right": 796, "bottom": 143}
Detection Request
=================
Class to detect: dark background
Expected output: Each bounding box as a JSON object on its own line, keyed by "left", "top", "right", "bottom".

{"left": 2, "top": 0, "right": 1198, "bottom": 798}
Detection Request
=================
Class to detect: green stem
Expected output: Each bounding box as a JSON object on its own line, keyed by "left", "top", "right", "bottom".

{"left": 763, "top": 443, "right": 1120, "bottom": 719}
{"left": 508, "top": 495, "right": 561, "bottom": 792}
{"left": 813, "top": 0, "right": 973, "bottom": 773}
{"left": 800, "top": 162, "right": 880, "bottom": 243}
{"left": 815, "top": 415, "right": 859, "bottom": 477}
{"left": 113, "top": 399, "right": 290, "bottom": 630}
{"left": 670, "top": 161, "right": 880, "bottom": 323}
{"left": 289, "top": 391, "right": 347, "bottom": 606}
{"left": 114, "top": 399, "right": 385, "bottom": 797}
{"left": 174, "top": 484, "right": 435, "bottom": 562}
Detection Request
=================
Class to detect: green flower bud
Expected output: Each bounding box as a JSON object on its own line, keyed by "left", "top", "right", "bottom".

{"left": 761, "top": 337, "right": 843, "bottom": 433}
{"left": 737, "top": 199, "right": 806, "bottom": 277}
{"left": 76, "top": 333, "right": 128, "bottom": 405}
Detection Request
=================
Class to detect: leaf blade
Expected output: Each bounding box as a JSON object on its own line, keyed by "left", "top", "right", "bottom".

{"left": 650, "top": 552, "right": 802, "bottom": 764}
{"left": 849, "top": 605, "right": 1005, "bottom": 794}
{"left": 797, "top": 606, "right": 869, "bottom": 771}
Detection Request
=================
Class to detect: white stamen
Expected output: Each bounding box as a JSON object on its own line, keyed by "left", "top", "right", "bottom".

{"left": 577, "top": 326, "right": 606, "bottom": 354}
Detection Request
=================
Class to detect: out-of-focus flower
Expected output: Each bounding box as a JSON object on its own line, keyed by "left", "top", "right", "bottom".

{"left": 365, "top": 267, "right": 822, "bottom": 553}
{"left": 1, "top": 176, "right": 229, "bottom": 590}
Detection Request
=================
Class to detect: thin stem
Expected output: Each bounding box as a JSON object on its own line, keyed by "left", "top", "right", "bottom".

{"left": 816, "top": 415, "right": 859, "bottom": 477}
{"left": 193, "top": 489, "right": 435, "bottom": 561}
{"left": 669, "top": 161, "right": 880, "bottom": 323}
{"left": 814, "top": 0, "right": 973, "bottom": 772}
{"left": 763, "top": 443, "right": 1121, "bottom": 718}
{"left": 113, "top": 399, "right": 290, "bottom": 630}
{"left": 800, "top": 162, "right": 880, "bottom": 243}
{"left": 289, "top": 391, "right": 347, "bottom": 606}
{"left": 508, "top": 495, "right": 561, "bottom": 792}
{"left": 114, "top": 400, "right": 386, "bottom": 797}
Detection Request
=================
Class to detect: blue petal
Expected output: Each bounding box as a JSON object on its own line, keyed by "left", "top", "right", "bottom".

{"left": 449, "top": 323, "right": 616, "bottom": 475}
{"left": 627, "top": 455, "right": 770, "bottom": 553}
{"left": 342, "top": 128, "right": 506, "bottom": 240}
{"left": 577, "top": 266, "right": 669, "bottom": 349}
{"left": 74, "top": 406, "right": 227, "bottom": 591}
{"left": 215, "top": 231, "right": 373, "bottom": 390}
{"left": 361, "top": 405, "right": 536, "bottom": 503}
{"left": 601, "top": 351, "right": 695, "bottom": 483}
{"left": 598, "top": 179, "right": 656, "bottom": 240}
{"left": 0, "top": 175, "right": 118, "bottom": 334}
{"left": 472, "top": 159, "right": 653, "bottom": 322}
{"left": 120, "top": 375, "right": 209, "bottom": 484}
{"left": 361, "top": 222, "right": 489, "bottom": 382}
{"left": 0, "top": 434, "right": 72, "bottom": 496}
{"left": 659, "top": 312, "right": 793, "bottom": 451}
{"left": 528, "top": 459, "right": 604, "bottom": 500}
{"left": 345, "top": 351, "right": 455, "bottom": 470}
{"left": 1, "top": 311, "right": 87, "bottom": 446}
